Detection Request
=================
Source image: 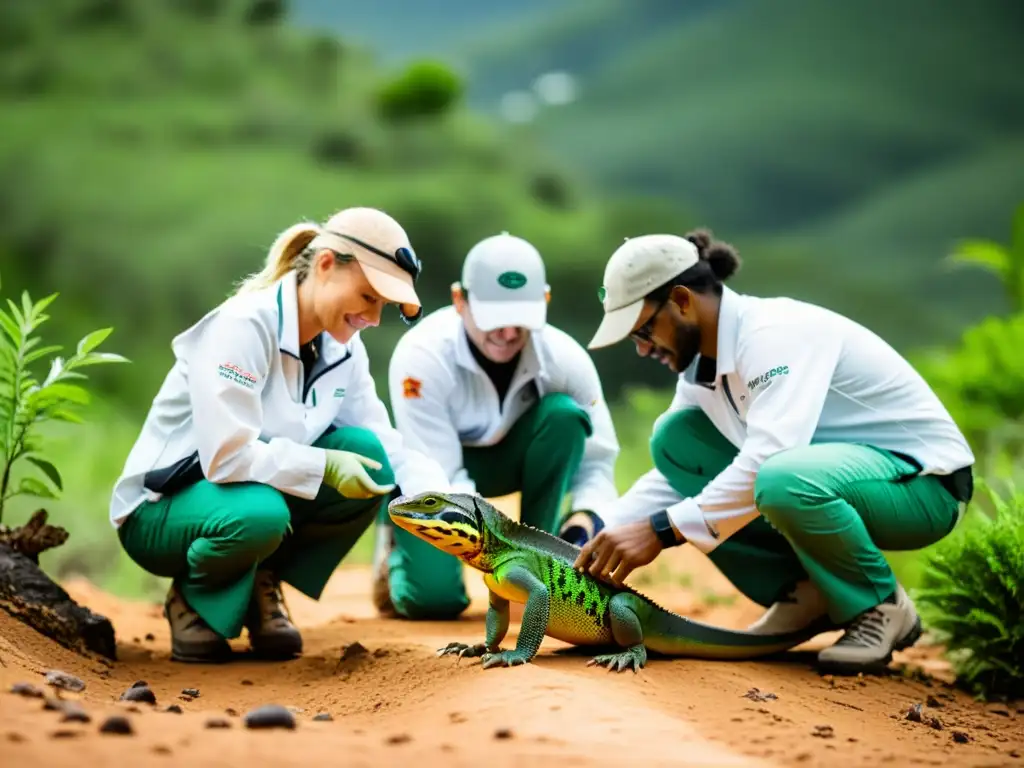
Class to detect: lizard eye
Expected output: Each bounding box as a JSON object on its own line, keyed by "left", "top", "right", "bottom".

{"left": 423, "top": 497, "right": 437, "bottom": 507}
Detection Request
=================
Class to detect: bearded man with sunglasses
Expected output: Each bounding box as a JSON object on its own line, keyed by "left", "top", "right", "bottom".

{"left": 576, "top": 229, "right": 975, "bottom": 675}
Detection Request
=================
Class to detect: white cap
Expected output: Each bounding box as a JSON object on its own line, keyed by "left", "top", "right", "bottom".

{"left": 461, "top": 232, "right": 549, "bottom": 332}
{"left": 587, "top": 234, "right": 700, "bottom": 349}
{"left": 308, "top": 207, "right": 422, "bottom": 320}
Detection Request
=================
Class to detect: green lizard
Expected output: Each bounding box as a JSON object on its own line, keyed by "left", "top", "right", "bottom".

{"left": 387, "top": 491, "right": 833, "bottom": 672}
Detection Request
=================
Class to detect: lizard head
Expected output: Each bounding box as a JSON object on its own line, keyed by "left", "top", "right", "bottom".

{"left": 387, "top": 491, "right": 486, "bottom": 565}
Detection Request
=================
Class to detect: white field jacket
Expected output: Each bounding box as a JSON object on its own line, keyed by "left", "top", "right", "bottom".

{"left": 109, "top": 270, "right": 450, "bottom": 527}
{"left": 386, "top": 306, "right": 620, "bottom": 519}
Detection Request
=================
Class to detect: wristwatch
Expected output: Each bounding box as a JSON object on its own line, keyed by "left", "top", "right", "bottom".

{"left": 649, "top": 510, "right": 683, "bottom": 548}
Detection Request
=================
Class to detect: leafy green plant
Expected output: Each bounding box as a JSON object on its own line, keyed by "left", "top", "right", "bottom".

{"left": 946, "top": 201, "right": 1024, "bottom": 313}
{"left": 913, "top": 478, "right": 1024, "bottom": 699}
{"left": 376, "top": 60, "right": 464, "bottom": 123}
{"left": 0, "top": 273, "right": 128, "bottom": 524}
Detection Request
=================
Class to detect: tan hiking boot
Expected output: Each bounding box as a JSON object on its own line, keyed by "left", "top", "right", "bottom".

{"left": 817, "top": 584, "right": 922, "bottom": 675}
{"left": 164, "top": 583, "right": 232, "bottom": 663}
{"left": 746, "top": 579, "right": 831, "bottom": 635}
{"left": 371, "top": 522, "right": 398, "bottom": 618}
{"left": 244, "top": 569, "right": 303, "bottom": 658}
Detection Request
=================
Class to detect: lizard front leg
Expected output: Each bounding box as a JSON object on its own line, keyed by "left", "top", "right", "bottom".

{"left": 587, "top": 593, "right": 648, "bottom": 673}
{"left": 437, "top": 590, "right": 510, "bottom": 659}
{"left": 481, "top": 565, "right": 549, "bottom": 669}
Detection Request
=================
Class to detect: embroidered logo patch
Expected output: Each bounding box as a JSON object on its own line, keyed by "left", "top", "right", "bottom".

{"left": 217, "top": 362, "right": 257, "bottom": 389}
{"left": 746, "top": 365, "right": 789, "bottom": 392}
{"left": 402, "top": 376, "right": 422, "bottom": 399}
{"left": 333, "top": 387, "right": 346, "bottom": 398}
{"left": 497, "top": 271, "right": 527, "bottom": 289}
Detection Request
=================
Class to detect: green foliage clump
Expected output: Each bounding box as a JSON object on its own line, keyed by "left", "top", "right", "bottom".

{"left": 914, "top": 480, "right": 1024, "bottom": 699}
{"left": 0, "top": 273, "right": 128, "bottom": 523}
{"left": 376, "top": 60, "right": 464, "bottom": 123}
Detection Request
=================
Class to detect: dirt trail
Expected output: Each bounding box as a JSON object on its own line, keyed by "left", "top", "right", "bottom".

{"left": 1, "top": 536, "right": 1022, "bottom": 767}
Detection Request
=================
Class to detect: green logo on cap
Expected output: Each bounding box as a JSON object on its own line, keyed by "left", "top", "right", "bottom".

{"left": 497, "top": 271, "right": 527, "bottom": 289}
{"left": 597, "top": 286, "right": 607, "bottom": 302}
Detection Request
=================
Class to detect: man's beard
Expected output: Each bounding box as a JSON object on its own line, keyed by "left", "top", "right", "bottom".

{"left": 656, "top": 319, "right": 701, "bottom": 373}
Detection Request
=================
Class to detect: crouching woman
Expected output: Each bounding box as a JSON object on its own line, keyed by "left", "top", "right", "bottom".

{"left": 108, "top": 207, "right": 450, "bottom": 663}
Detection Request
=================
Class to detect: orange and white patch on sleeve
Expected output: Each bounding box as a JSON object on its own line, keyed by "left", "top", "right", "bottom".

{"left": 402, "top": 376, "right": 422, "bottom": 399}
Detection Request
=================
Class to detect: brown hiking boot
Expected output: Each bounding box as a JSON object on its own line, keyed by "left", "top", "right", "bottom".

{"left": 244, "top": 570, "right": 303, "bottom": 658}
{"left": 164, "top": 583, "right": 232, "bottom": 663}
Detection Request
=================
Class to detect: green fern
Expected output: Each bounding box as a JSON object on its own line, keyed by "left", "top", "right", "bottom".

{"left": 0, "top": 271, "right": 129, "bottom": 524}
{"left": 913, "top": 478, "right": 1024, "bottom": 699}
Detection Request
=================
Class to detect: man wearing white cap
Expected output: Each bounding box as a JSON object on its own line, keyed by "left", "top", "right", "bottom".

{"left": 110, "top": 207, "right": 453, "bottom": 662}
{"left": 574, "top": 228, "right": 975, "bottom": 675}
{"left": 373, "top": 232, "right": 620, "bottom": 620}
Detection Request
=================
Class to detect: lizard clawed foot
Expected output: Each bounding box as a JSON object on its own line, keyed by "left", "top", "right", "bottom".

{"left": 586, "top": 645, "right": 647, "bottom": 673}
{"left": 436, "top": 641, "right": 492, "bottom": 659}
{"left": 480, "top": 649, "right": 530, "bottom": 669}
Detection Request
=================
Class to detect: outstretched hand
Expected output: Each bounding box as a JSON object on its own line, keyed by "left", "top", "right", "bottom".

{"left": 572, "top": 520, "right": 666, "bottom": 586}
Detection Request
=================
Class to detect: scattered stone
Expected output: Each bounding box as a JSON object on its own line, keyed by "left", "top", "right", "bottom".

{"left": 929, "top": 717, "right": 944, "bottom": 731}
{"left": 152, "top": 745, "right": 172, "bottom": 755}
{"left": 51, "top": 729, "right": 80, "bottom": 739}
{"left": 120, "top": 685, "right": 156, "bottom": 705}
{"left": 44, "top": 671, "right": 84, "bottom": 693}
{"left": 130, "top": 680, "right": 148, "bottom": 689}
{"left": 1008, "top": 749, "right": 1020, "bottom": 758}
{"left": 165, "top": 705, "right": 183, "bottom": 714}
{"left": 494, "top": 727, "right": 513, "bottom": 739}
{"left": 340, "top": 642, "right": 368, "bottom": 661}
{"left": 812, "top": 725, "right": 834, "bottom": 739}
{"left": 373, "top": 648, "right": 389, "bottom": 658}
{"left": 145, "top": 634, "right": 155, "bottom": 642}
{"left": 205, "top": 718, "right": 231, "bottom": 729}
{"left": 9, "top": 682, "right": 44, "bottom": 698}
{"left": 42, "top": 697, "right": 64, "bottom": 711}
{"left": 60, "top": 704, "right": 91, "bottom": 723}
{"left": 181, "top": 688, "right": 199, "bottom": 698}
{"left": 989, "top": 707, "right": 1010, "bottom": 717}
{"left": 99, "top": 715, "right": 133, "bottom": 735}
{"left": 7, "top": 731, "right": 26, "bottom": 742}
{"left": 926, "top": 695, "right": 943, "bottom": 708}
{"left": 241, "top": 679, "right": 254, "bottom": 686}
{"left": 313, "top": 713, "right": 333, "bottom": 722}
{"left": 243, "top": 704, "right": 296, "bottom": 730}
{"left": 951, "top": 730, "right": 970, "bottom": 744}
{"left": 225, "top": 708, "right": 239, "bottom": 717}
{"left": 178, "top": 695, "right": 194, "bottom": 703}
{"left": 386, "top": 733, "right": 411, "bottom": 745}
{"left": 906, "top": 703, "right": 924, "bottom": 723}
{"left": 743, "top": 687, "right": 778, "bottom": 702}
{"left": 133, "top": 637, "right": 140, "bottom": 644}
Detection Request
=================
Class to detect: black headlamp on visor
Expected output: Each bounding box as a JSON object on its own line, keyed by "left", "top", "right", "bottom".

{"left": 331, "top": 232, "right": 424, "bottom": 325}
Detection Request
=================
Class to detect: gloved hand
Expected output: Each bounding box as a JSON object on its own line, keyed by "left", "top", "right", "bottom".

{"left": 558, "top": 509, "right": 605, "bottom": 547}
{"left": 323, "top": 449, "right": 396, "bottom": 500}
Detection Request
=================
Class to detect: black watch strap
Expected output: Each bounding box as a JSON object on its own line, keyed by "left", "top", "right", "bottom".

{"left": 649, "top": 510, "right": 682, "bottom": 548}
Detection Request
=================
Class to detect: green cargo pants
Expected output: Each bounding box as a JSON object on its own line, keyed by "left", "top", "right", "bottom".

{"left": 117, "top": 425, "right": 394, "bottom": 639}
{"left": 384, "top": 392, "right": 592, "bottom": 620}
{"left": 654, "top": 409, "right": 962, "bottom": 624}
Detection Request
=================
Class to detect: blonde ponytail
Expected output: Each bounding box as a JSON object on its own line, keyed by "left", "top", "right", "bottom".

{"left": 235, "top": 221, "right": 322, "bottom": 294}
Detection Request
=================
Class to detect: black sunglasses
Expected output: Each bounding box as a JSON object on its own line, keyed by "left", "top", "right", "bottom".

{"left": 330, "top": 231, "right": 424, "bottom": 325}
{"left": 631, "top": 297, "right": 668, "bottom": 342}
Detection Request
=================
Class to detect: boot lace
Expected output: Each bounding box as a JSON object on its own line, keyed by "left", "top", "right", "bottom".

{"left": 836, "top": 607, "right": 889, "bottom": 647}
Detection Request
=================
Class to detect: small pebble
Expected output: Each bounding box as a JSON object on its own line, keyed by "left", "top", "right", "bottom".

{"left": 165, "top": 705, "right": 183, "bottom": 714}
{"left": 130, "top": 680, "right": 148, "bottom": 689}
{"left": 181, "top": 688, "right": 199, "bottom": 698}
{"left": 9, "top": 682, "right": 44, "bottom": 698}
{"left": 145, "top": 634, "right": 155, "bottom": 642}
{"left": 121, "top": 686, "right": 157, "bottom": 705}
{"left": 906, "top": 703, "right": 923, "bottom": 723}
{"left": 7, "top": 732, "right": 26, "bottom": 742}
{"left": 313, "top": 713, "right": 333, "bottom": 722}
{"left": 225, "top": 708, "right": 239, "bottom": 717}
{"left": 51, "top": 729, "right": 80, "bottom": 739}
{"left": 494, "top": 727, "right": 513, "bottom": 739}
{"left": 152, "top": 745, "right": 172, "bottom": 755}
{"left": 44, "top": 671, "right": 85, "bottom": 693}
{"left": 243, "top": 704, "right": 296, "bottom": 730}
{"left": 205, "top": 718, "right": 231, "bottom": 729}
{"left": 241, "top": 680, "right": 254, "bottom": 686}
{"left": 61, "top": 705, "right": 91, "bottom": 724}
{"left": 929, "top": 717, "right": 944, "bottom": 731}
{"left": 386, "top": 733, "right": 411, "bottom": 745}
{"left": 811, "top": 725, "right": 834, "bottom": 739}
{"left": 340, "top": 642, "right": 368, "bottom": 661}
{"left": 42, "top": 697, "right": 64, "bottom": 711}
{"left": 926, "top": 695, "right": 943, "bottom": 708}
{"left": 99, "top": 715, "right": 133, "bottom": 735}
{"left": 990, "top": 707, "right": 1010, "bottom": 717}
{"left": 952, "top": 730, "right": 970, "bottom": 744}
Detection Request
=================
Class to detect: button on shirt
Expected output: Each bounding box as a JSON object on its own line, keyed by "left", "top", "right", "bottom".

{"left": 603, "top": 287, "right": 975, "bottom": 552}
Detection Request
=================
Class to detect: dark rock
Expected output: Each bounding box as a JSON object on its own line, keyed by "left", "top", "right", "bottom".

{"left": 44, "top": 670, "right": 85, "bottom": 692}
{"left": 386, "top": 733, "right": 411, "bottom": 745}
{"left": 743, "top": 687, "right": 778, "bottom": 702}
{"left": 929, "top": 717, "right": 944, "bottom": 730}
{"left": 144, "top": 634, "right": 155, "bottom": 641}
{"left": 243, "top": 704, "right": 295, "bottom": 730}
{"left": 120, "top": 685, "right": 156, "bottom": 705}
{"left": 494, "top": 727, "right": 513, "bottom": 739}
{"left": 811, "top": 725, "right": 834, "bottom": 739}
{"left": 9, "top": 682, "right": 44, "bottom": 698}
{"left": 181, "top": 688, "right": 199, "bottom": 697}
{"left": 99, "top": 715, "right": 133, "bottom": 735}
{"left": 312, "top": 713, "right": 333, "bottom": 722}
{"left": 130, "top": 680, "right": 147, "bottom": 689}
{"left": 0, "top": 538, "right": 117, "bottom": 660}
{"left": 165, "top": 705, "right": 182, "bottom": 714}
{"left": 340, "top": 642, "right": 367, "bottom": 661}
{"left": 952, "top": 730, "right": 970, "bottom": 744}
{"left": 225, "top": 708, "right": 239, "bottom": 717}
{"left": 60, "top": 704, "right": 91, "bottom": 724}
{"left": 51, "top": 729, "right": 80, "bottom": 739}
{"left": 205, "top": 718, "right": 231, "bottom": 729}
{"left": 906, "top": 703, "right": 923, "bottom": 722}
{"left": 241, "top": 679, "right": 254, "bottom": 686}
{"left": 926, "top": 695, "right": 943, "bottom": 708}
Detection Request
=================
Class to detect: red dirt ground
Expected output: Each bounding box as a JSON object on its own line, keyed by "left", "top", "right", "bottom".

{"left": 1, "top": 499, "right": 1022, "bottom": 767}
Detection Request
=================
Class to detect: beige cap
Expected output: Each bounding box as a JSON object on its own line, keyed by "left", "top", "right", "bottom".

{"left": 308, "top": 207, "right": 422, "bottom": 320}
{"left": 587, "top": 234, "right": 700, "bottom": 349}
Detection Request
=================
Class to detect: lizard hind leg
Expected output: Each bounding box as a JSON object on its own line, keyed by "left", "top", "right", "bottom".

{"left": 587, "top": 593, "right": 648, "bottom": 673}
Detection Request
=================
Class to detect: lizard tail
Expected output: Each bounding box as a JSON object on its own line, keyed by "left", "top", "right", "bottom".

{"left": 642, "top": 606, "right": 828, "bottom": 660}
